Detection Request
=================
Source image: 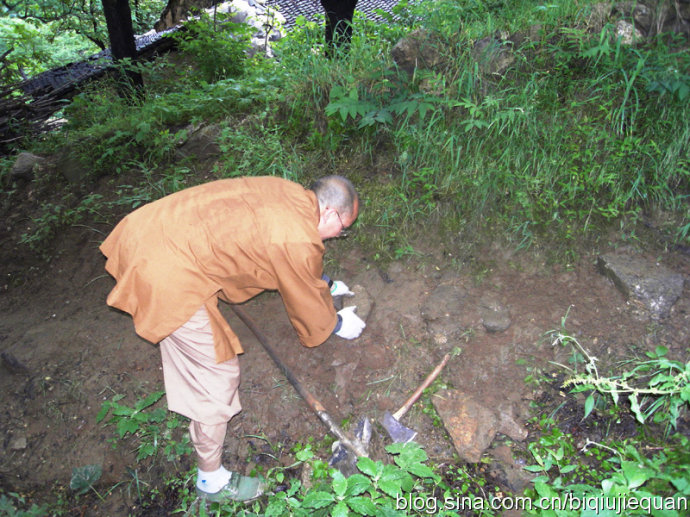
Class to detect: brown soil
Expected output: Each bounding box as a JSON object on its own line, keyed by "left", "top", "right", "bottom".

{"left": 1, "top": 180, "right": 689, "bottom": 515}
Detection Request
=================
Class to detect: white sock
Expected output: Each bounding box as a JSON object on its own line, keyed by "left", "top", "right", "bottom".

{"left": 196, "top": 465, "right": 232, "bottom": 493}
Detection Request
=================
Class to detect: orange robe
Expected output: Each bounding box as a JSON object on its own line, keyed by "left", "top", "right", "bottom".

{"left": 100, "top": 176, "right": 337, "bottom": 362}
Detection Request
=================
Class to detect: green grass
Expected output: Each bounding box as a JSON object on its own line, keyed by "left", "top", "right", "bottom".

{"left": 8, "top": 0, "right": 686, "bottom": 261}
{"left": 1, "top": 5, "right": 689, "bottom": 510}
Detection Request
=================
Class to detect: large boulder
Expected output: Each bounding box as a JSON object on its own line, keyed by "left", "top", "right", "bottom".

{"left": 391, "top": 29, "right": 443, "bottom": 76}
{"left": 613, "top": 2, "right": 655, "bottom": 34}
{"left": 472, "top": 35, "right": 516, "bottom": 77}
{"left": 176, "top": 123, "right": 222, "bottom": 162}
{"left": 597, "top": 252, "right": 685, "bottom": 319}
{"left": 580, "top": 2, "right": 689, "bottom": 40}
{"left": 432, "top": 390, "right": 528, "bottom": 463}
{"left": 615, "top": 19, "right": 646, "bottom": 44}
{"left": 9, "top": 152, "right": 45, "bottom": 183}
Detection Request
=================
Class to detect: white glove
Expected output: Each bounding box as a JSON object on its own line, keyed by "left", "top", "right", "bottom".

{"left": 330, "top": 280, "right": 354, "bottom": 297}
{"left": 335, "top": 306, "right": 365, "bottom": 339}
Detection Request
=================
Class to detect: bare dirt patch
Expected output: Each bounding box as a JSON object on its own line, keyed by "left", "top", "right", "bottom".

{"left": 1, "top": 212, "right": 688, "bottom": 515}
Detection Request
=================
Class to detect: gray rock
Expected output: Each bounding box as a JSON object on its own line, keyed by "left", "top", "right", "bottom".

{"left": 422, "top": 284, "right": 470, "bottom": 343}
{"left": 488, "top": 445, "right": 534, "bottom": 493}
{"left": 391, "top": 29, "right": 442, "bottom": 76}
{"left": 176, "top": 123, "right": 222, "bottom": 160}
{"left": 342, "top": 284, "right": 374, "bottom": 323}
{"left": 1, "top": 351, "right": 30, "bottom": 374}
{"left": 614, "top": 2, "right": 654, "bottom": 33}
{"left": 9, "top": 433, "right": 27, "bottom": 450}
{"left": 496, "top": 400, "right": 528, "bottom": 441}
{"left": 597, "top": 253, "right": 685, "bottom": 319}
{"left": 332, "top": 360, "right": 358, "bottom": 391}
{"left": 585, "top": 3, "right": 613, "bottom": 33}
{"left": 478, "top": 296, "right": 512, "bottom": 333}
{"left": 9, "top": 152, "right": 45, "bottom": 182}
{"left": 472, "top": 37, "right": 516, "bottom": 77}
{"left": 230, "top": 11, "right": 249, "bottom": 23}
{"left": 615, "top": 20, "right": 644, "bottom": 44}
{"left": 421, "top": 284, "right": 466, "bottom": 322}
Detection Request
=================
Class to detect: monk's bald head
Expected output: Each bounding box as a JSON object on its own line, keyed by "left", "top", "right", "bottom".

{"left": 310, "top": 175, "right": 359, "bottom": 220}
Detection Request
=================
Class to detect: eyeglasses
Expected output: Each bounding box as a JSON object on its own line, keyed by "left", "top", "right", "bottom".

{"left": 334, "top": 210, "right": 349, "bottom": 237}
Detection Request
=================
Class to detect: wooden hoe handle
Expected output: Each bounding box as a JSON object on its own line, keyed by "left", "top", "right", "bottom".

{"left": 231, "top": 305, "right": 368, "bottom": 457}
{"left": 393, "top": 353, "right": 451, "bottom": 421}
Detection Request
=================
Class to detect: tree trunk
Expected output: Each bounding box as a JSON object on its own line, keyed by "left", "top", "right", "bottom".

{"left": 320, "top": 0, "right": 358, "bottom": 58}
{"left": 101, "top": 0, "right": 144, "bottom": 95}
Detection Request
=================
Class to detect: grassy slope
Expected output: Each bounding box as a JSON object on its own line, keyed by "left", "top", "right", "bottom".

{"left": 4, "top": 0, "right": 688, "bottom": 266}
{"left": 0, "top": 3, "right": 689, "bottom": 513}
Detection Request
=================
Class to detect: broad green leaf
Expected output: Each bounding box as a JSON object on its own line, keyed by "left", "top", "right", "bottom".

{"left": 621, "top": 461, "right": 650, "bottom": 489}
{"left": 345, "top": 474, "right": 371, "bottom": 497}
{"left": 264, "top": 499, "right": 287, "bottom": 517}
{"left": 332, "top": 500, "right": 349, "bottom": 517}
{"left": 95, "top": 403, "right": 111, "bottom": 423}
{"left": 655, "top": 345, "right": 668, "bottom": 357}
{"left": 149, "top": 407, "right": 168, "bottom": 422}
{"left": 332, "top": 470, "right": 347, "bottom": 498}
{"left": 679, "top": 385, "right": 690, "bottom": 402}
{"left": 408, "top": 463, "right": 439, "bottom": 481}
{"left": 134, "top": 390, "right": 165, "bottom": 411}
{"left": 357, "top": 456, "right": 381, "bottom": 478}
{"left": 375, "top": 503, "right": 408, "bottom": 516}
{"left": 629, "top": 394, "right": 646, "bottom": 424}
{"left": 301, "top": 491, "right": 335, "bottom": 509}
{"left": 378, "top": 478, "right": 403, "bottom": 498}
{"left": 582, "top": 510, "right": 619, "bottom": 517}
{"left": 396, "top": 443, "right": 429, "bottom": 466}
{"left": 583, "top": 394, "right": 595, "bottom": 419}
{"left": 601, "top": 478, "right": 614, "bottom": 495}
{"left": 611, "top": 389, "right": 620, "bottom": 405}
{"left": 295, "top": 447, "right": 313, "bottom": 462}
{"left": 116, "top": 418, "right": 140, "bottom": 438}
{"left": 136, "top": 442, "right": 156, "bottom": 461}
{"left": 70, "top": 464, "right": 102, "bottom": 495}
{"left": 550, "top": 445, "right": 564, "bottom": 461}
{"left": 670, "top": 476, "right": 689, "bottom": 494}
{"left": 346, "top": 496, "right": 378, "bottom": 516}
{"left": 111, "top": 405, "right": 134, "bottom": 417}
{"left": 534, "top": 481, "right": 557, "bottom": 499}
{"left": 380, "top": 464, "right": 409, "bottom": 483}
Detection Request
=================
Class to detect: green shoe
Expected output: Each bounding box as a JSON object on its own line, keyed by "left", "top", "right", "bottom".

{"left": 196, "top": 471, "right": 266, "bottom": 503}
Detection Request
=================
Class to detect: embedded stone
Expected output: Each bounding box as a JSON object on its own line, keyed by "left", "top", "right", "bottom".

{"left": 597, "top": 253, "right": 685, "bottom": 319}
{"left": 432, "top": 390, "right": 498, "bottom": 463}
{"left": 342, "top": 284, "right": 374, "bottom": 323}
{"left": 478, "top": 296, "right": 512, "bottom": 333}
{"left": 10, "top": 152, "right": 45, "bottom": 182}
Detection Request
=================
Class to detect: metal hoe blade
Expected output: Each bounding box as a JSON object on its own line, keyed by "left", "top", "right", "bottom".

{"left": 382, "top": 410, "right": 417, "bottom": 443}
{"left": 381, "top": 353, "right": 451, "bottom": 444}
{"left": 329, "top": 417, "right": 372, "bottom": 476}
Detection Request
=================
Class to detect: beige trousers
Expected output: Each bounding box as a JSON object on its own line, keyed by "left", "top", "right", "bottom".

{"left": 160, "top": 306, "right": 242, "bottom": 471}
